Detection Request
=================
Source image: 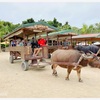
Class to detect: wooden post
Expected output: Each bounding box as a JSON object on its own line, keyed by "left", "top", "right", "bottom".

{"left": 52, "top": 40, "right": 53, "bottom": 46}
{"left": 76, "top": 40, "right": 78, "bottom": 45}
{"left": 34, "top": 33, "right": 37, "bottom": 40}
{"left": 46, "top": 32, "right": 49, "bottom": 45}
{"left": 85, "top": 40, "right": 86, "bottom": 45}
{"left": 57, "top": 36, "right": 59, "bottom": 46}
{"left": 70, "top": 35, "right": 72, "bottom": 46}
{"left": 42, "top": 46, "right": 48, "bottom": 58}
{"left": 22, "top": 30, "right": 26, "bottom": 46}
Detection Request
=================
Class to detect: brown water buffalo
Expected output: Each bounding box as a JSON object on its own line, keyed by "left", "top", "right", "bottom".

{"left": 51, "top": 49, "right": 99, "bottom": 82}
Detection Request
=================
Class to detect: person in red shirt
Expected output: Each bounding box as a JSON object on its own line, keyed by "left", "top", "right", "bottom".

{"left": 37, "top": 35, "right": 47, "bottom": 47}
{"left": 31, "top": 36, "right": 47, "bottom": 57}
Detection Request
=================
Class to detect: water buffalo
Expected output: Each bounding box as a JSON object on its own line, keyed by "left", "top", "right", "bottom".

{"left": 75, "top": 45, "right": 100, "bottom": 68}
{"left": 89, "top": 57, "right": 100, "bottom": 68}
{"left": 75, "top": 45, "right": 99, "bottom": 55}
{"left": 51, "top": 49, "right": 99, "bottom": 82}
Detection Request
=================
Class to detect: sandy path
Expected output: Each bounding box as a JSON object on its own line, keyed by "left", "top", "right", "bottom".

{"left": 0, "top": 52, "right": 100, "bottom": 98}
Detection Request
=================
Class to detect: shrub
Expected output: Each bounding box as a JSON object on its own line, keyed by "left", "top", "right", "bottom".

{"left": 1, "top": 44, "right": 9, "bottom": 48}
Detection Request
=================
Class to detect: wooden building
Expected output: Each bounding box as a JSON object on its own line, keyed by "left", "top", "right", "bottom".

{"left": 72, "top": 33, "right": 100, "bottom": 45}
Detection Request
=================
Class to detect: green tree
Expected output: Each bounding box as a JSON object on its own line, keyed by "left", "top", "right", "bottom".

{"left": 72, "top": 27, "right": 80, "bottom": 34}
{"left": 0, "top": 20, "right": 19, "bottom": 38}
{"left": 38, "top": 19, "right": 46, "bottom": 23}
{"left": 80, "top": 24, "right": 88, "bottom": 34}
{"left": 95, "top": 23, "right": 100, "bottom": 33}
{"left": 60, "top": 21, "right": 71, "bottom": 30}
{"left": 87, "top": 25, "right": 94, "bottom": 33}
{"left": 47, "top": 18, "right": 62, "bottom": 28}
{"left": 22, "top": 18, "right": 35, "bottom": 24}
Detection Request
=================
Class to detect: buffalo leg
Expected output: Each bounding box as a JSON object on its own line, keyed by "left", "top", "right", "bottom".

{"left": 77, "top": 68, "right": 83, "bottom": 82}
{"left": 51, "top": 64, "right": 58, "bottom": 76}
{"left": 65, "top": 66, "right": 73, "bottom": 80}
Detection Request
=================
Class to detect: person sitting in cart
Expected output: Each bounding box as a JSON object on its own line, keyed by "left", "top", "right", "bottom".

{"left": 31, "top": 37, "right": 42, "bottom": 57}
{"left": 18, "top": 40, "right": 24, "bottom": 46}
{"left": 37, "top": 35, "right": 47, "bottom": 47}
{"left": 27, "top": 39, "right": 31, "bottom": 46}
{"left": 10, "top": 39, "right": 16, "bottom": 47}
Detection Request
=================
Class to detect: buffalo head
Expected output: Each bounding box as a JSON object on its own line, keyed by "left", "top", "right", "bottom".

{"left": 78, "top": 51, "right": 100, "bottom": 69}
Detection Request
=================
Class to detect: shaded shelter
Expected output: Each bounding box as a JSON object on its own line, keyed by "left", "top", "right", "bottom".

{"left": 48, "top": 30, "right": 77, "bottom": 46}
{"left": 72, "top": 33, "right": 100, "bottom": 45}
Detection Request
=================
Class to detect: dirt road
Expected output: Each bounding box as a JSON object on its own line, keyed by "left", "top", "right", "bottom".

{"left": 0, "top": 52, "right": 100, "bottom": 98}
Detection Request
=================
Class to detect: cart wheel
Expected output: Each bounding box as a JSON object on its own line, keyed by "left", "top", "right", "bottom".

{"left": 9, "top": 55, "right": 14, "bottom": 63}
{"left": 21, "top": 61, "right": 29, "bottom": 71}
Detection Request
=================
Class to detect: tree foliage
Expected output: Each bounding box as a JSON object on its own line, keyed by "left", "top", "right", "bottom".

{"left": 47, "top": 18, "right": 62, "bottom": 27}
{"left": 1, "top": 18, "right": 100, "bottom": 39}
{"left": 22, "top": 18, "right": 35, "bottom": 24}
{"left": 0, "top": 20, "right": 19, "bottom": 38}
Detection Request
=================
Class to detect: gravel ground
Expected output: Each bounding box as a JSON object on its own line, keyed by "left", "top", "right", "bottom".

{"left": 0, "top": 52, "right": 100, "bottom": 98}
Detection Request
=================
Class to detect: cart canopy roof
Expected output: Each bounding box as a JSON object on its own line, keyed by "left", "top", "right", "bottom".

{"left": 48, "top": 29, "right": 77, "bottom": 38}
{"left": 3, "top": 21, "right": 59, "bottom": 40}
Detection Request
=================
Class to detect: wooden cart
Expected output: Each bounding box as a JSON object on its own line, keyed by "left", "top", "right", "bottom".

{"left": 8, "top": 46, "right": 48, "bottom": 71}
{"left": 4, "top": 21, "right": 58, "bottom": 71}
